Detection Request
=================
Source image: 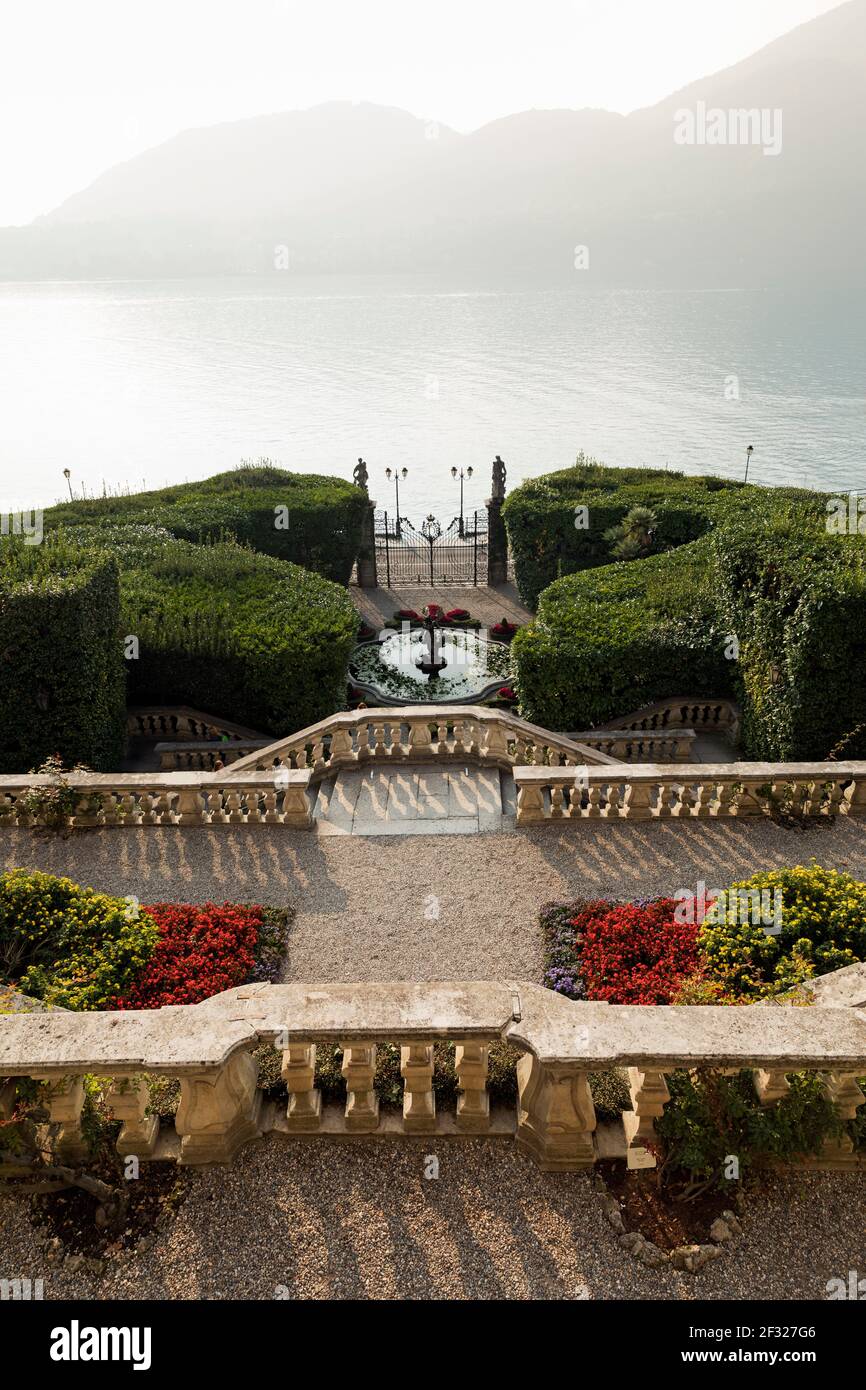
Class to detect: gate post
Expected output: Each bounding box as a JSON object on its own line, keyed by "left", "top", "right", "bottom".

{"left": 487, "top": 454, "right": 508, "bottom": 585}
{"left": 356, "top": 498, "right": 378, "bottom": 588}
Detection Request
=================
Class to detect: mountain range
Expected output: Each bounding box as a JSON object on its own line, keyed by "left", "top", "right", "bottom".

{"left": 2, "top": 0, "right": 865, "bottom": 286}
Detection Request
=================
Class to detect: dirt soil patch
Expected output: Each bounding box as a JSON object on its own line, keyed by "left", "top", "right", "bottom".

{"left": 601, "top": 1160, "right": 732, "bottom": 1250}
{"left": 29, "top": 1159, "right": 191, "bottom": 1259}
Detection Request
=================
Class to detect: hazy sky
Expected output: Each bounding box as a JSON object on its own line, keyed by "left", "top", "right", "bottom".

{"left": 0, "top": 0, "right": 845, "bottom": 225}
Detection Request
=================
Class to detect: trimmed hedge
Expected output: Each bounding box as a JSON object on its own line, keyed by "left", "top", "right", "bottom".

{"left": 502, "top": 454, "right": 826, "bottom": 609}
{"left": 512, "top": 538, "right": 733, "bottom": 729}
{"left": 505, "top": 459, "right": 861, "bottom": 748}
{"left": 711, "top": 515, "right": 866, "bottom": 759}
{"left": 113, "top": 534, "right": 357, "bottom": 735}
{"left": 0, "top": 538, "right": 126, "bottom": 773}
{"left": 44, "top": 462, "right": 367, "bottom": 585}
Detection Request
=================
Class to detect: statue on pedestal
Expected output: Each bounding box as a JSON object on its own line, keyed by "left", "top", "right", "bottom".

{"left": 491, "top": 454, "right": 506, "bottom": 501}
{"left": 353, "top": 457, "right": 369, "bottom": 492}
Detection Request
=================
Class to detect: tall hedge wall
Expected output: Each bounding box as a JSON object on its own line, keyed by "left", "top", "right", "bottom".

{"left": 44, "top": 463, "right": 366, "bottom": 585}
{"left": 512, "top": 539, "right": 734, "bottom": 730}
{"left": 502, "top": 454, "right": 824, "bottom": 609}
{"left": 508, "top": 462, "right": 865, "bottom": 756}
{"left": 102, "top": 532, "right": 358, "bottom": 735}
{"left": 712, "top": 516, "right": 866, "bottom": 760}
{"left": 0, "top": 539, "right": 126, "bottom": 772}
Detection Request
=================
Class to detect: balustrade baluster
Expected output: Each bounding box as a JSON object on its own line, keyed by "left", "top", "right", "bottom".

{"left": 400, "top": 1044, "right": 436, "bottom": 1132}
{"left": 455, "top": 1041, "right": 490, "bottom": 1132}
{"left": 341, "top": 1045, "right": 380, "bottom": 1131}
{"left": 623, "top": 1068, "right": 670, "bottom": 1168}
{"left": 282, "top": 1044, "right": 321, "bottom": 1131}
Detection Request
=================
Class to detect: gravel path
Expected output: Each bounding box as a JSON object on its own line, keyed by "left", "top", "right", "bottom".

{"left": 2, "top": 817, "right": 866, "bottom": 981}
{"left": 2, "top": 1138, "right": 864, "bottom": 1300}
{"left": 4, "top": 817, "right": 866, "bottom": 1301}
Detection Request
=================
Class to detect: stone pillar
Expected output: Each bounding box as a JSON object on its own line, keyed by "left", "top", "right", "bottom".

{"left": 515, "top": 780, "right": 545, "bottom": 825}
{"left": 821, "top": 1072, "right": 865, "bottom": 1161}
{"left": 356, "top": 498, "right": 378, "bottom": 588}
{"left": 281, "top": 1043, "right": 321, "bottom": 1131}
{"left": 753, "top": 1069, "right": 791, "bottom": 1106}
{"left": 623, "top": 1068, "right": 669, "bottom": 1168}
{"left": 35, "top": 1075, "right": 89, "bottom": 1165}
{"left": 455, "top": 1041, "right": 490, "bottom": 1132}
{"left": 341, "top": 1044, "right": 380, "bottom": 1132}
{"left": 486, "top": 497, "right": 508, "bottom": 585}
{"left": 516, "top": 1054, "right": 596, "bottom": 1170}
{"left": 480, "top": 716, "right": 509, "bottom": 762}
{"left": 0, "top": 1079, "right": 16, "bottom": 1121}
{"left": 400, "top": 1044, "right": 436, "bottom": 1133}
{"left": 176, "top": 1050, "right": 263, "bottom": 1163}
{"left": 107, "top": 1076, "right": 159, "bottom": 1159}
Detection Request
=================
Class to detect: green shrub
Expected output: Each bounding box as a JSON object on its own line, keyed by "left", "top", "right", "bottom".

{"left": 698, "top": 864, "right": 866, "bottom": 1000}
{"left": 501, "top": 454, "right": 766, "bottom": 609}
{"left": 512, "top": 538, "right": 733, "bottom": 729}
{"left": 45, "top": 462, "right": 366, "bottom": 585}
{"left": 711, "top": 515, "right": 866, "bottom": 759}
{"left": 105, "top": 535, "right": 357, "bottom": 735}
{"left": 0, "top": 868, "right": 158, "bottom": 1011}
{"left": 0, "top": 538, "right": 126, "bottom": 773}
{"left": 655, "top": 1068, "right": 842, "bottom": 1193}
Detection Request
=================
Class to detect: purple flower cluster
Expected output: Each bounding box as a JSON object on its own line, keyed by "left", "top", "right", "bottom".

{"left": 543, "top": 965, "right": 586, "bottom": 1000}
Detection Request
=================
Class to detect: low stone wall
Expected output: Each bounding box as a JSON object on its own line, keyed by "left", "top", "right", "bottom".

{"left": 2, "top": 981, "right": 864, "bottom": 1172}
{"left": 514, "top": 761, "right": 866, "bottom": 823}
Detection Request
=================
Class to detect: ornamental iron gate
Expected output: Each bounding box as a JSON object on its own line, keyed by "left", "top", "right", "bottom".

{"left": 374, "top": 511, "right": 489, "bottom": 586}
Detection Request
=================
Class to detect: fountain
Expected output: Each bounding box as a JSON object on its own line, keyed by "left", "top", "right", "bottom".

{"left": 349, "top": 610, "right": 512, "bottom": 706}
{"left": 414, "top": 607, "right": 448, "bottom": 681}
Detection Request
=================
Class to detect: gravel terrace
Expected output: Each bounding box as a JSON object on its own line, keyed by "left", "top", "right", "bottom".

{"left": 1, "top": 1139, "right": 864, "bottom": 1301}
{"left": 3, "top": 816, "right": 866, "bottom": 1300}
{"left": 3, "top": 816, "right": 866, "bottom": 981}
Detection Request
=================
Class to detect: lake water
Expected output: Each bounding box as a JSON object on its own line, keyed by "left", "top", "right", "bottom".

{"left": 1, "top": 276, "right": 864, "bottom": 519}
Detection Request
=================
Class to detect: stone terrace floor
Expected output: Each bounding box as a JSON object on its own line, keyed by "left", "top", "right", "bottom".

{"left": 4, "top": 817, "right": 866, "bottom": 982}
{"left": 4, "top": 816, "right": 866, "bottom": 1299}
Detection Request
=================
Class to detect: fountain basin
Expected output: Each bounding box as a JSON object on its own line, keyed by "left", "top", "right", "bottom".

{"left": 349, "top": 629, "right": 512, "bottom": 705}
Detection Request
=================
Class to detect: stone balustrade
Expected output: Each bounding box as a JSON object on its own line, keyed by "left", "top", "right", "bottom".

{"left": 566, "top": 727, "right": 697, "bottom": 763}
{"left": 222, "top": 705, "right": 616, "bottom": 777}
{"left": 0, "top": 769, "right": 313, "bottom": 829}
{"left": 2, "top": 980, "right": 865, "bottom": 1173}
{"left": 602, "top": 696, "right": 740, "bottom": 739}
{"left": 127, "top": 706, "right": 263, "bottom": 743}
{"left": 513, "top": 761, "right": 866, "bottom": 824}
{"left": 155, "top": 739, "right": 274, "bottom": 771}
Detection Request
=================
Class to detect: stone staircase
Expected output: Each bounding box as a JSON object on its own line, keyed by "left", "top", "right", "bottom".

{"left": 312, "top": 763, "right": 517, "bottom": 835}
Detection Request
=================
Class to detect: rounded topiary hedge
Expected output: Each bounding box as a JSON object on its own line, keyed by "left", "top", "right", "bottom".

{"left": 505, "top": 459, "right": 863, "bottom": 755}
{"left": 502, "top": 455, "right": 826, "bottom": 610}
{"left": 711, "top": 515, "right": 866, "bottom": 760}
{"left": 512, "top": 539, "right": 734, "bottom": 730}
{"left": 0, "top": 538, "right": 126, "bottom": 773}
{"left": 115, "top": 534, "right": 358, "bottom": 735}
{"left": 0, "top": 868, "right": 159, "bottom": 1011}
{"left": 44, "top": 463, "right": 367, "bottom": 586}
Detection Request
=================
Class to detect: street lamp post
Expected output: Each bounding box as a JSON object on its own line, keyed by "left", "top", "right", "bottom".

{"left": 744, "top": 444, "right": 755, "bottom": 483}
{"left": 385, "top": 467, "right": 408, "bottom": 537}
{"left": 450, "top": 465, "right": 473, "bottom": 538}
{"left": 63, "top": 468, "right": 73, "bottom": 501}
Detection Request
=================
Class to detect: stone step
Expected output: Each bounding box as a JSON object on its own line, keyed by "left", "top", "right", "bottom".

{"left": 313, "top": 764, "right": 515, "bottom": 836}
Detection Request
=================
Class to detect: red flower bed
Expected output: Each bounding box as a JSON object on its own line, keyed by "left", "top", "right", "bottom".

{"left": 445, "top": 608, "right": 470, "bottom": 621}
{"left": 575, "top": 899, "right": 699, "bottom": 1005}
{"left": 113, "top": 902, "right": 262, "bottom": 1009}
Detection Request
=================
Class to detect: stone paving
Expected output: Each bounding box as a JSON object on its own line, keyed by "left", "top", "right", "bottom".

{"left": 351, "top": 580, "right": 532, "bottom": 632}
